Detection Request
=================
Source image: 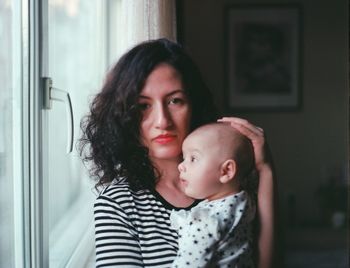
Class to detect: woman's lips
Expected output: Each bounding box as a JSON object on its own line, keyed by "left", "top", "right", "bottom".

{"left": 153, "top": 134, "right": 176, "bottom": 144}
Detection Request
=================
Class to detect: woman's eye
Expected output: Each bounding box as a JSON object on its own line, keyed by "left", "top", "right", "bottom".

{"left": 168, "top": 98, "right": 184, "bottom": 105}
{"left": 138, "top": 103, "right": 150, "bottom": 111}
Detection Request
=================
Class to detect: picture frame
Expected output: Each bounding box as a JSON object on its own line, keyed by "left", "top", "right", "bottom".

{"left": 224, "top": 5, "right": 302, "bottom": 111}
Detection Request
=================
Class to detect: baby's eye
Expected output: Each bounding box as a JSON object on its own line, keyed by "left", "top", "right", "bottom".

{"left": 190, "top": 156, "right": 197, "bottom": 162}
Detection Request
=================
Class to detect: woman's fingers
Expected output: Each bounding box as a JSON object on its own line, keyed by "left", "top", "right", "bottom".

{"left": 228, "top": 122, "right": 264, "bottom": 142}
{"left": 217, "top": 117, "right": 269, "bottom": 170}
{"left": 218, "top": 117, "right": 264, "bottom": 137}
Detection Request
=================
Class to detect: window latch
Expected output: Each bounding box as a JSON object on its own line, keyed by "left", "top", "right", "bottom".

{"left": 42, "top": 77, "right": 74, "bottom": 154}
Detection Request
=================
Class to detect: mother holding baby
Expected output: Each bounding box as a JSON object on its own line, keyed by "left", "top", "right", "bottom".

{"left": 80, "top": 39, "right": 275, "bottom": 268}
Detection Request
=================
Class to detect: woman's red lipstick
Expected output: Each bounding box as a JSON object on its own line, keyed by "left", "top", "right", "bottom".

{"left": 154, "top": 134, "right": 176, "bottom": 144}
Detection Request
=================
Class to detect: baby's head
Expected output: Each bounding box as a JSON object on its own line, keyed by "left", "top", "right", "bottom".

{"left": 178, "top": 122, "right": 254, "bottom": 200}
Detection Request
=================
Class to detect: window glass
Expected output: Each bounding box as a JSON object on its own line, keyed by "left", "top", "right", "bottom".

{"left": 0, "top": 0, "right": 23, "bottom": 267}
{"left": 0, "top": 0, "right": 121, "bottom": 266}
{"left": 47, "top": 0, "right": 107, "bottom": 266}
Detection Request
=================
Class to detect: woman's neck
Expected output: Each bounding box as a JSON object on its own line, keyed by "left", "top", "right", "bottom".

{"left": 153, "top": 157, "right": 181, "bottom": 184}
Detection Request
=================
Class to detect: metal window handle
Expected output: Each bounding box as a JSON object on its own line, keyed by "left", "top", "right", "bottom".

{"left": 43, "top": 77, "right": 74, "bottom": 154}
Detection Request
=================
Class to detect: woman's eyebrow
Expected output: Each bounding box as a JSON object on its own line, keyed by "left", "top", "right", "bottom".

{"left": 166, "top": 89, "right": 185, "bottom": 97}
{"left": 138, "top": 89, "right": 185, "bottom": 99}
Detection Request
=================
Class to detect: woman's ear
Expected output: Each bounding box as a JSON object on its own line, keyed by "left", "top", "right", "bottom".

{"left": 219, "top": 159, "right": 237, "bottom": 184}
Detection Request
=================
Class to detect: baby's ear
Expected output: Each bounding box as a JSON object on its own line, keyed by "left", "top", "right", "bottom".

{"left": 219, "top": 159, "right": 237, "bottom": 184}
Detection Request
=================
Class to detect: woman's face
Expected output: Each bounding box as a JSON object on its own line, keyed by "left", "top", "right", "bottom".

{"left": 139, "top": 64, "right": 192, "bottom": 162}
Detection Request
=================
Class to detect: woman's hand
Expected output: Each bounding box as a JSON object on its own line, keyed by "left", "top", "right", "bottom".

{"left": 217, "top": 117, "right": 272, "bottom": 172}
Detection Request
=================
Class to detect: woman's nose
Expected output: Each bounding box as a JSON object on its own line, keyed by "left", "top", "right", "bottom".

{"left": 154, "top": 104, "right": 172, "bottom": 129}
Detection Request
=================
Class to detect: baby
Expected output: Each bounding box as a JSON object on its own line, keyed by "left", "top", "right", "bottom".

{"left": 171, "top": 122, "right": 256, "bottom": 268}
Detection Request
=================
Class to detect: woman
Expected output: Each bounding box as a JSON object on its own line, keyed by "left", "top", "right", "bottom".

{"left": 80, "top": 39, "right": 275, "bottom": 268}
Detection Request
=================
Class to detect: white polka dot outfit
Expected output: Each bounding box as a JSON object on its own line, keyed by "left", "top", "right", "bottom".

{"left": 170, "top": 191, "right": 256, "bottom": 268}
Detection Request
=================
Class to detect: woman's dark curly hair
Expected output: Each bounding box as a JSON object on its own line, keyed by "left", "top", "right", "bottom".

{"left": 79, "top": 38, "right": 218, "bottom": 191}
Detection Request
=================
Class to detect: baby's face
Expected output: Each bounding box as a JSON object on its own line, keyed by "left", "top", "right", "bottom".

{"left": 178, "top": 131, "right": 226, "bottom": 200}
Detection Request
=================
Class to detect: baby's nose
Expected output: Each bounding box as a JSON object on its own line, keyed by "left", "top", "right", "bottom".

{"left": 178, "top": 161, "right": 185, "bottom": 172}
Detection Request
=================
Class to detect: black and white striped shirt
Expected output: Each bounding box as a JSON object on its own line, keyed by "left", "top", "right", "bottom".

{"left": 94, "top": 178, "right": 199, "bottom": 267}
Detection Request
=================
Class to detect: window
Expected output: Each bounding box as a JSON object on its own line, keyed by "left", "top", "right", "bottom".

{"left": 0, "top": 0, "right": 177, "bottom": 266}
{"left": 0, "top": 0, "right": 25, "bottom": 267}
{"left": 45, "top": 1, "right": 109, "bottom": 266}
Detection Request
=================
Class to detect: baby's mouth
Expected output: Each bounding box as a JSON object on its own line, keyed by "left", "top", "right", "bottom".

{"left": 179, "top": 178, "right": 188, "bottom": 187}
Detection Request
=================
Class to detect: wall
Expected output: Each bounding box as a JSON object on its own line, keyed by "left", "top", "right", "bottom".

{"left": 179, "top": 0, "right": 348, "bottom": 226}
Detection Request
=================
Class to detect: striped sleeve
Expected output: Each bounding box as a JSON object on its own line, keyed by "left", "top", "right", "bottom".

{"left": 94, "top": 194, "right": 143, "bottom": 267}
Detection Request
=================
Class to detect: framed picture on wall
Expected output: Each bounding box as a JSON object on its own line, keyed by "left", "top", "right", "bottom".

{"left": 225, "top": 5, "right": 301, "bottom": 111}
